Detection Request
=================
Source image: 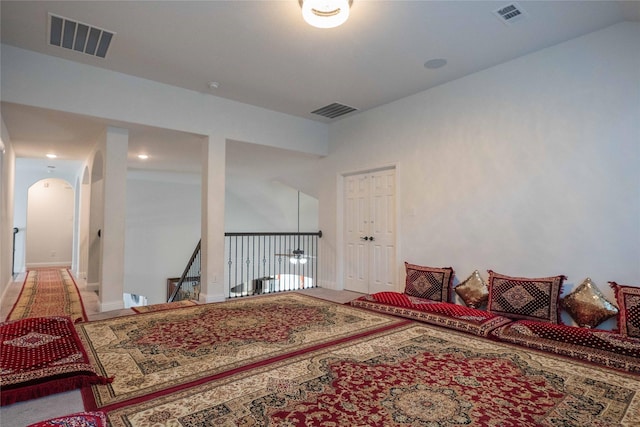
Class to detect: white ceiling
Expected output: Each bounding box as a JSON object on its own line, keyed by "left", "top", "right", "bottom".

{"left": 1, "top": 1, "right": 639, "bottom": 175}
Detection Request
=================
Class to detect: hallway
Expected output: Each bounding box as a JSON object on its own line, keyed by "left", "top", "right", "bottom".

{"left": 1, "top": 271, "right": 131, "bottom": 322}
{"left": 1, "top": 271, "right": 363, "bottom": 322}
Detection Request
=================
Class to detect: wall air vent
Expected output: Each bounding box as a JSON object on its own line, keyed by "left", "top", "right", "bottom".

{"left": 311, "top": 103, "right": 358, "bottom": 119}
{"left": 493, "top": 3, "right": 527, "bottom": 25}
{"left": 48, "top": 13, "right": 115, "bottom": 58}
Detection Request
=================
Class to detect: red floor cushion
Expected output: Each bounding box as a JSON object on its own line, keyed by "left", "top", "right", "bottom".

{"left": 0, "top": 316, "right": 112, "bottom": 405}
{"left": 350, "top": 292, "right": 512, "bottom": 337}
{"left": 492, "top": 320, "right": 640, "bottom": 374}
{"left": 27, "top": 411, "right": 107, "bottom": 427}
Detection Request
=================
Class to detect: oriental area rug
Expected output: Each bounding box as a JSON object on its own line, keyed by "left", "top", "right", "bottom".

{"left": 78, "top": 293, "right": 407, "bottom": 410}
{"left": 131, "top": 299, "right": 198, "bottom": 314}
{"left": 5, "top": 268, "right": 87, "bottom": 322}
{"left": 102, "top": 322, "right": 640, "bottom": 426}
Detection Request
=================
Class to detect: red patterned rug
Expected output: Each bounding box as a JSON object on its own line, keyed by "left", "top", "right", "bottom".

{"left": 5, "top": 268, "right": 88, "bottom": 322}
{"left": 78, "top": 293, "right": 408, "bottom": 410}
{"left": 26, "top": 411, "right": 107, "bottom": 427}
{"left": 0, "top": 316, "right": 112, "bottom": 406}
{"left": 104, "top": 323, "right": 640, "bottom": 426}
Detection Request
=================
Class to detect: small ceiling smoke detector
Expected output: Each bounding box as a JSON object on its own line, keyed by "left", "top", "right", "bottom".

{"left": 48, "top": 13, "right": 115, "bottom": 58}
{"left": 208, "top": 81, "right": 220, "bottom": 89}
{"left": 493, "top": 3, "right": 528, "bottom": 25}
{"left": 424, "top": 58, "right": 447, "bottom": 70}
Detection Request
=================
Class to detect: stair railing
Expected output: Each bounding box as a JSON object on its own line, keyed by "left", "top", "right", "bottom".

{"left": 225, "top": 231, "right": 321, "bottom": 298}
{"left": 168, "top": 240, "right": 201, "bottom": 302}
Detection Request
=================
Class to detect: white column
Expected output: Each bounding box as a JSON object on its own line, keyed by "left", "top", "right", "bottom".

{"left": 200, "top": 135, "right": 226, "bottom": 302}
{"left": 99, "top": 127, "right": 128, "bottom": 311}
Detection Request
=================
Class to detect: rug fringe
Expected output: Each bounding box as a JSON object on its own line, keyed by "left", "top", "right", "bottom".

{"left": 1, "top": 374, "right": 113, "bottom": 406}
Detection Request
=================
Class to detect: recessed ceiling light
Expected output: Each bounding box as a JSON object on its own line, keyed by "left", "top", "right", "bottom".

{"left": 46, "top": 153, "right": 57, "bottom": 159}
{"left": 424, "top": 58, "right": 448, "bottom": 70}
{"left": 208, "top": 81, "right": 220, "bottom": 89}
{"left": 138, "top": 154, "right": 149, "bottom": 160}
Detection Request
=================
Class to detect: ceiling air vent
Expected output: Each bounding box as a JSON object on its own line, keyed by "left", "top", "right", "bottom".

{"left": 493, "top": 3, "right": 527, "bottom": 25}
{"left": 48, "top": 13, "right": 115, "bottom": 58}
{"left": 311, "top": 103, "right": 358, "bottom": 119}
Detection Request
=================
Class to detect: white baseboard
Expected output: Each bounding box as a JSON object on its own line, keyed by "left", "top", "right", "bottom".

{"left": 25, "top": 262, "right": 72, "bottom": 269}
{"left": 1, "top": 276, "right": 14, "bottom": 302}
{"left": 318, "top": 280, "right": 339, "bottom": 290}
{"left": 70, "top": 271, "right": 87, "bottom": 288}
{"left": 100, "top": 300, "right": 125, "bottom": 312}
{"left": 199, "top": 292, "right": 226, "bottom": 303}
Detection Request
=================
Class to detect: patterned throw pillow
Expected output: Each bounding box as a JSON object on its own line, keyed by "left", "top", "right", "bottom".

{"left": 561, "top": 278, "right": 618, "bottom": 328}
{"left": 487, "top": 270, "right": 566, "bottom": 324}
{"left": 610, "top": 282, "right": 640, "bottom": 339}
{"left": 404, "top": 262, "right": 454, "bottom": 302}
{"left": 454, "top": 270, "right": 489, "bottom": 308}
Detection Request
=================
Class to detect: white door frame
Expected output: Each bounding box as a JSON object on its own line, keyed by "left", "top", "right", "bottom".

{"left": 336, "top": 163, "right": 400, "bottom": 293}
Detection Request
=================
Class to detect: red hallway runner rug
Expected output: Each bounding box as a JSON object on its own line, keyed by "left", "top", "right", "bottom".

{"left": 5, "top": 268, "right": 88, "bottom": 322}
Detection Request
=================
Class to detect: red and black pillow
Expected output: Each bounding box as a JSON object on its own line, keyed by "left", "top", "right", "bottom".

{"left": 404, "top": 262, "right": 454, "bottom": 302}
{"left": 610, "top": 282, "right": 640, "bottom": 339}
{"left": 487, "top": 270, "right": 566, "bottom": 324}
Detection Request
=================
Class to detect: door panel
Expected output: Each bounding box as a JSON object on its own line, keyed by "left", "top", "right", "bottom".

{"left": 344, "top": 168, "right": 396, "bottom": 294}
{"left": 344, "top": 174, "right": 370, "bottom": 293}
{"left": 369, "top": 169, "right": 396, "bottom": 293}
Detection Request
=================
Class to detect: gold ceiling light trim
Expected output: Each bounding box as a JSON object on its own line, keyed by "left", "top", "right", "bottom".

{"left": 299, "top": 0, "right": 353, "bottom": 29}
{"left": 312, "top": 8, "right": 342, "bottom": 18}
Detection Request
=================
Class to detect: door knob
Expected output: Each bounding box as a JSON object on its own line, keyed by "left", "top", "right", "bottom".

{"left": 360, "top": 236, "right": 369, "bottom": 241}
{"left": 369, "top": 236, "right": 375, "bottom": 241}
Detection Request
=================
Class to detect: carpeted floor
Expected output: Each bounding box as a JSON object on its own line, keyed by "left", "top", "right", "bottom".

{"left": 0, "top": 283, "right": 363, "bottom": 427}
{"left": 130, "top": 299, "right": 198, "bottom": 313}
{"left": 78, "top": 293, "right": 405, "bottom": 410}
{"left": 2, "top": 286, "right": 639, "bottom": 426}
{"left": 104, "top": 322, "right": 640, "bottom": 426}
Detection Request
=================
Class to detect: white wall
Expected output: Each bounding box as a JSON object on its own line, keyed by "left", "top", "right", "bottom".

{"left": 99, "top": 127, "right": 128, "bottom": 311}
{"left": 2, "top": 21, "right": 637, "bottom": 315}
{"left": 25, "top": 178, "right": 74, "bottom": 268}
{"left": 124, "top": 173, "right": 201, "bottom": 304}
{"left": 1, "top": 43, "right": 328, "bottom": 306}
{"left": 0, "top": 116, "right": 16, "bottom": 298}
{"left": 0, "top": 44, "right": 328, "bottom": 157}
{"left": 225, "top": 184, "right": 318, "bottom": 233}
{"left": 12, "top": 159, "right": 81, "bottom": 274}
{"left": 317, "top": 21, "right": 640, "bottom": 311}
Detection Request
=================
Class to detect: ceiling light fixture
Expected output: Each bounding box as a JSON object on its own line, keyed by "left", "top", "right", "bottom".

{"left": 137, "top": 154, "right": 149, "bottom": 160}
{"left": 300, "top": 0, "right": 352, "bottom": 29}
{"left": 46, "top": 153, "right": 57, "bottom": 159}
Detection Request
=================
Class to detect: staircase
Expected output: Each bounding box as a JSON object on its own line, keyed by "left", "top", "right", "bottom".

{"left": 167, "top": 240, "right": 201, "bottom": 302}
